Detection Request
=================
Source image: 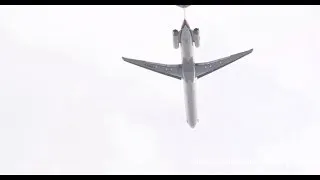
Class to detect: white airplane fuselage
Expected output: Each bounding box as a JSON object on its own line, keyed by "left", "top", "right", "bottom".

{"left": 122, "top": 13, "right": 253, "bottom": 129}
{"left": 180, "top": 20, "right": 198, "bottom": 128}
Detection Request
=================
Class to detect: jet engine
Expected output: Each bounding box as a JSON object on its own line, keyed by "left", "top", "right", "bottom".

{"left": 173, "top": 29, "right": 179, "bottom": 49}
{"left": 193, "top": 28, "right": 200, "bottom": 48}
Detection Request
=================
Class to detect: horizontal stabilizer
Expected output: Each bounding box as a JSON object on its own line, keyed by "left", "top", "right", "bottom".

{"left": 195, "top": 49, "right": 253, "bottom": 79}
{"left": 122, "top": 57, "right": 183, "bottom": 80}
{"left": 177, "top": 5, "right": 191, "bottom": 8}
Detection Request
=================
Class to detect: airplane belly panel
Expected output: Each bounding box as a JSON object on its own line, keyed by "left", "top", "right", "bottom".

{"left": 183, "top": 80, "right": 198, "bottom": 128}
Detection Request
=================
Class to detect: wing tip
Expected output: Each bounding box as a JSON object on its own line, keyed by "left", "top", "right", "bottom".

{"left": 122, "top": 57, "right": 129, "bottom": 62}
{"left": 243, "top": 48, "right": 253, "bottom": 56}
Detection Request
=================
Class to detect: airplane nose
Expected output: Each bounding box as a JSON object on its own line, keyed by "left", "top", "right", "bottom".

{"left": 188, "top": 121, "right": 196, "bottom": 128}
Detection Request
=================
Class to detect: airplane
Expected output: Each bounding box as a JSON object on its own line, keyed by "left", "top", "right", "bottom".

{"left": 122, "top": 5, "right": 253, "bottom": 128}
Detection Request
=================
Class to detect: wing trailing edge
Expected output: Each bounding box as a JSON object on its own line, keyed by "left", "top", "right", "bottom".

{"left": 195, "top": 49, "right": 253, "bottom": 79}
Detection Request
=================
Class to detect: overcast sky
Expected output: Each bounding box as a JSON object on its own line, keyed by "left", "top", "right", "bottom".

{"left": 0, "top": 5, "right": 320, "bottom": 175}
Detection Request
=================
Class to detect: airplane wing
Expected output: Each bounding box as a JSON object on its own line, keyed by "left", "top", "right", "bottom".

{"left": 195, "top": 49, "right": 253, "bottom": 79}
{"left": 122, "top": 57, "right": 183, "bottom": 80}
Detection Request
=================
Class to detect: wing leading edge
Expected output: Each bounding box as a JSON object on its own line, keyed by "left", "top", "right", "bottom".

{"left": 122, "top": 57, "right": 183, "bottom": 80}
{"left": 195, "top": 49, "right": 253, "bottom": 79}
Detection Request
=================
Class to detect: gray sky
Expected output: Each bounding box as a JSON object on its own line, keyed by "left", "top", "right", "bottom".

{"left": 0, "top": 5, "right": 320, "bottom": 175}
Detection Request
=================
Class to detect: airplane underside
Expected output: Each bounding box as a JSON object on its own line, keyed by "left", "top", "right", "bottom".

{"left": 122, "top": 5, "right": 253, "bottom": 128}
{"left": 122, "top": 49, "right": 253, "bottom": 80}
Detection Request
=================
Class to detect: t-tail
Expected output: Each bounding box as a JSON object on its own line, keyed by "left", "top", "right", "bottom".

{"left": 176, "top": 5, "right": 191, "bottom": 8}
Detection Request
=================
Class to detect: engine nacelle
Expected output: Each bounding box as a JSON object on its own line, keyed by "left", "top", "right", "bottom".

{"left": 173, "top": 29, "right": 179, "bottom": 49}
{"left": 193, "top": 28, "right": 200, "bottom": 48}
